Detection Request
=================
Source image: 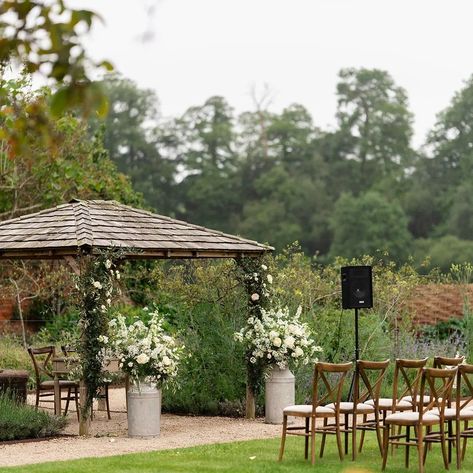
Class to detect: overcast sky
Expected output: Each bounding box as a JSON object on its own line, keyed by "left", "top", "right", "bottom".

{"left": 73, "top": 0, "right": 473, "bottom": 146}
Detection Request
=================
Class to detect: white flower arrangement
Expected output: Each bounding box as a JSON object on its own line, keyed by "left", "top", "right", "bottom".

{"left": 109, "top": 308, "right": 184, "bottom": 386}
{"left": 234, "top": 306, "right": 321, "bottom": 370}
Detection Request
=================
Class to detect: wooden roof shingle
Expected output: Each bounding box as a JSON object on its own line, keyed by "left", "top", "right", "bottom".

{"left": 0, "top": 200, "right": 273, "bottom": 259}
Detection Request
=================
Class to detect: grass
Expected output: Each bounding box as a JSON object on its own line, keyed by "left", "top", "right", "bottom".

{"left": 1, "top": 433, "right": 473, "bottom": 473}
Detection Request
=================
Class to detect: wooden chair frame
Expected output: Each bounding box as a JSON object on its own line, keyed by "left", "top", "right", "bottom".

{"left": 382, "top": 367, "right": 457, "bottom": 473}
{"left": 433, "top": 355, "right": 465, "bottom": 464}
{"left": 455, "top": 363, "right": 473, "bottom": 469}
{"left": 61, "top": 345, "right": 111, "bottom": 420}
{"left": 354, "top": 359, "right": 390, "bottom": 458}
{"left": 28, "top": 346, "right": 79, "bottom": 418}
{"left": 278, "top": 361, "right": 352, "bottom": 465}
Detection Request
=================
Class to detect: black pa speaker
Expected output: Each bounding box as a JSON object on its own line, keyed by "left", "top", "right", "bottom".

{"left": 341, "top": 266, "right": 373, "bottom": 309}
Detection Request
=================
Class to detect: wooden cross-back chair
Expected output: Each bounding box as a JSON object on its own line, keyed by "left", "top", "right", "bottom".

{"left": 432, "top": 354, "right": 465, "bottom": 464}
{"left": 61, "top": 345, "right": 111, "bottom": 420}
{"left": 28, "top": 346, "right": 79, "bottom": 418}
{"left": 397, "top": 358, "right": 431, "bottom": 409}
{"left": 354, "top": 359, "right": 390, "bottom": 458}
{"left": 278, "top": 361, "right": 352, "bottom": 465}
{"left": 382, "top": 367, "right": 458, "bottom": 473}
{"left": 454, "top": 363, "right": 473, "bottom": 469}
{"left": 433, "top": 355, "right": 465, "bottom": 370}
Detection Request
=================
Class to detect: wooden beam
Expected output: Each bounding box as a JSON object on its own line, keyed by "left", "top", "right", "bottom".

{"left": 64, "top": 256, "right": 80, "bottom": 275}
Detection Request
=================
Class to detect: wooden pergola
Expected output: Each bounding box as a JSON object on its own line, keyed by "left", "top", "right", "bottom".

{"left": 0, "top": 199, "right": 273, "bottom": 433}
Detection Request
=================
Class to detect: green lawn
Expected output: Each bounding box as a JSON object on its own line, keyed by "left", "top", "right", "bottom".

{"left": 2, "top": 434, "right": 473, "bottom": 473}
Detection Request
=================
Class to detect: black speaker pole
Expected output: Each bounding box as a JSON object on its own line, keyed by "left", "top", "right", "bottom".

{"left": 355, "top": 307, "right": 360, "bottom": 361}
{"left": 348, "top": 307, "right": 360, "bottom": 402}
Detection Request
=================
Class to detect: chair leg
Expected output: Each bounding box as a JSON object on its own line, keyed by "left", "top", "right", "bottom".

{"left": 336, "top": 415, "right": 344, "bottom": 461}
{"left": 278, "top": 415, "right": 288, "bottom": 462}
{"left": 462, "top": 421, "right": 468, "bottom": 461}
{"left": 105, "top": 383, "right": 111, "bottom": 420}
{"left": 456, "top": 419, "right": 461, "bottom": 470}
{"left": 310, "top": 416, "right": 317, "bottom": 465}
{"left": 74, "top": 387, "right": 79, "bottom": 421}
{"left": 352, "top": 410, "right": 357, "bottom": 461}
{"left": 448, "top": 420, "right": 453, "bottom": 464}
{"left": 440, "top": 422, "right": 449, "bottom": 470}
{"left": 320, "top": 418, "right": 327, "bottom": 458}
{"left": 382, "top": 425, "right": 389, "bottom": 471}
{"left": 359, "top": 414, "right": 367, "bottom": 453}
{"left": 64, "top": 387, "right": 71, "bottom": 416}
{"left": 418, "top": 425, "right": 424, "bottom": 473}
{"left": 35, "top": 388, "right": 40, "bottom": 409}
{"left": 304, "top": 417, "right": 309, "bottom": 460}
{"left": 374, "top": 411, "right": 384, "bottom": 457}
{"left": 344, "top": 413, "right": 349, "bottom": 455}
{"left": 405, "top": 425, "right": 410, "bottom": 468}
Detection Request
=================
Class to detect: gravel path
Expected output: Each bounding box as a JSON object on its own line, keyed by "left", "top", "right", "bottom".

{"left": 0, "top": 389, "right": 282, "bottom": 467}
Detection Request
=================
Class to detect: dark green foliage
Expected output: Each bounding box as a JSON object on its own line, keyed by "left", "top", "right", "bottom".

{"left": 0, "top": 394, "right": 67, "bottom": 441}
{"left": 329, "top": 192, "right": 412, "bottom": 261}
{"left": 162, "top": 302, "right": 246, "bottom": 415}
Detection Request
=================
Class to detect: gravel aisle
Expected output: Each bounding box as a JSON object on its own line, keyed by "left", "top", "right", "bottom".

{"left": 0, "top": 389, "right": 281, "bottom": 467}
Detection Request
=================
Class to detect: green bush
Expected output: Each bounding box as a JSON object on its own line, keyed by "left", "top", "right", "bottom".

{"left": 0, "top": 393, "right": 67, "bottom": 441}
{"left": 163, "top": 302, "right": 247, "bottom": 415}
{"left": 0, "top": 335, "right": 34, "bottom": 387}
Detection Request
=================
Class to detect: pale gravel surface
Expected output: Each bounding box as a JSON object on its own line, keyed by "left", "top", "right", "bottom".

{"left": 0, "top": 388, "right": 282, "bottom": 468}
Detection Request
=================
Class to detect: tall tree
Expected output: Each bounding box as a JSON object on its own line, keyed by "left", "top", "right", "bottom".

{"left": 95, "top": 75, "right": 176, "bottom": 214}
{"left": 329, "top": 192, "right": 412, "bottom": 262}
{"left": 335, "top": 68, "right": 415, "bottom": 193}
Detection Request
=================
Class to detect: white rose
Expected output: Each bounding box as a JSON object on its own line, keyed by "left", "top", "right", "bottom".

{"left": 93, "top": 281, "right": 102, "bottom": 290}
{"left": 105, "top": 260, "right": 112, "bottom": 269}
{"left": 136, "top": 353, "right": 150, "bottom": 365}
{"left": 267, "top": 274, "right": 273, "bottom": 284}
{"left": 296, "top": 306, "right": 302, "bottom": 318}
{"left": 251, "top": 293, "right": 260, "bottom": 302}
{"left": 269, "top": 330, "right": 279, "bottom": 339}
{"left": 272, "top": 337, "right": 282, "bottom": 347}
{"left": 294, "top": 347, "right": 304, "bottom": 357}
{"left": 116, "top": 270, "right": 121, "bottom": 280}
{"left": 261, "top": 264, "right": 268, "bottom": 271}
{"left": 284, "top": 336, "right": 295, "bottom": 349}
{"left": 128, "top": 362, "right": 133, "bottom": 367}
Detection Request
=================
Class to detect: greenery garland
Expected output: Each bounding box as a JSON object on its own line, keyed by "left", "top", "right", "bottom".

{"left": 75, "top": 249, "right": 124, "bottom": 421}
{"left": 235, "top": 256, "right": 272, "bottom": 409}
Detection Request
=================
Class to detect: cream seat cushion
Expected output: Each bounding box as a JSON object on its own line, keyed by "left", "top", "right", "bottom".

{"left": 385, "top": 411, "right": 440, "bottom": 426}
{"left": 365, "top": 398, "right": 412, "bottom": 410}
{"left": 428, "top": 407, "right": 473, "bottom": 420}
{"left": 283, "top": 404, "right": 335, "bottom": 416}
{"left": 325, "top": 402, "right": 374, "bottom": 413}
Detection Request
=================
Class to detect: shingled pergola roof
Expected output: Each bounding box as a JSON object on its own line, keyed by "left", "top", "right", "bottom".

{"left": 0, "top": 199, "right": 272, "bottom": 259}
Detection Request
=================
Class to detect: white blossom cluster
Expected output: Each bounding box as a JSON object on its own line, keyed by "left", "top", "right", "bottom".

{"left": 234, "top": 306, "right": 322, "bottom": 369}
{"left": 108, "top": 308, "right": 183, "bottom": 386}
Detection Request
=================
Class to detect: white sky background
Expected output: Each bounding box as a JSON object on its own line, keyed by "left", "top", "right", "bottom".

{"left": 71, "top": 0, "right": 473, "bottom": 147}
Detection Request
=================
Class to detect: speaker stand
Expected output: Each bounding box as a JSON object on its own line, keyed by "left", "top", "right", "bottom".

{"left": 347, "top": 307, "right": 360, "bottom": 402}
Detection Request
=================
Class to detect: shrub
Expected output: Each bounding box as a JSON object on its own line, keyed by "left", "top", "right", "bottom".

{"left": 0, "top": 394, "right": 67, "bottom": 441}
{"left": 0, "top": 335, "right": 34, "bottom": 387}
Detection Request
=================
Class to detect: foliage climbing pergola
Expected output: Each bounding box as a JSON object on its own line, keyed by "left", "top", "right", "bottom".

{"left": 0, "top": 199, "right": 273, "bottom": 433}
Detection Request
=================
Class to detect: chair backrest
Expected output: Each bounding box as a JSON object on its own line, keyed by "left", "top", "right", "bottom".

{"left": 61, "top": 345, "right": 77, "bottom": 357}
{"left": 392, "top": 357, "right": 429, "bottom": 411}
{"left": 354, "top": 359, "right": 390, "bottom": 406}
{"left": 27, "top": 346, "right": 55, "bottom": 383}
{"left": 433, "top": 355, "right": 465, "bottom": 369}
{"left": 312, "top": 361, "right": 352, "bottom": 415}
{"left": 420, "top": 367, "right": 457, "bottom": 421}
{"left": 456, "top": 363, "right": 473, "bottom": 411}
